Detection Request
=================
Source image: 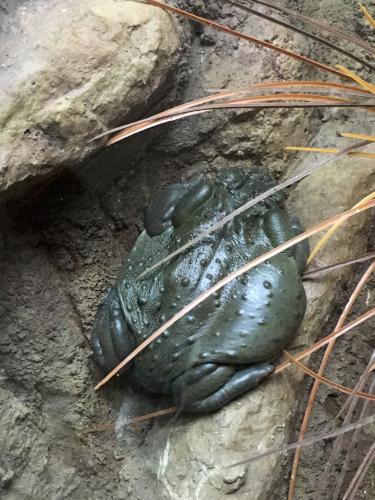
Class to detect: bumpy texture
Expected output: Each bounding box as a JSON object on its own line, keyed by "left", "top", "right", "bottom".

{"left": 91, "top": 167, "right": 308, "bottom": 412}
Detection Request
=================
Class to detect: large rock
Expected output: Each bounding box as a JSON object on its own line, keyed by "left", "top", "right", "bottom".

{"left": 141, "top": 118, "right": 375, "bottom": 499}
{"left": 0, "top": 0, "right": 180, "bottom": 198}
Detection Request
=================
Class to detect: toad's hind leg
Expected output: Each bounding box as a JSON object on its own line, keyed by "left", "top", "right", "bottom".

{"left": 172, "top": 363, "right": 274, "bottom": 413}
{"left": 263, "top": 208, "right": 309, "bottom": 272}
{"left": 291, "top": 216, "right": 310, "bottom": 273}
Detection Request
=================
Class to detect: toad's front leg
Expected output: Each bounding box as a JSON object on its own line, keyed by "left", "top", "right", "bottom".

{"left": 90, "top": 288, "right": 135, "bottom": 373}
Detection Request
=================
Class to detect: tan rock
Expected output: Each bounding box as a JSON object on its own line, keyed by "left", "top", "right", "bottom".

{"left": 0, "top": 0, "right": 180, "bottom": 198}
{"left": 151, "top": 119, "right": 375, "bottom": 499}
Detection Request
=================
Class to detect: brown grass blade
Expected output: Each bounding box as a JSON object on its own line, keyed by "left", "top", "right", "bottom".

{"left": 308, "top": 192, "right": 375, "bottom": 266}
{"left": 344, "top": 441, "right": 375, "bottom": 499}
{"left": 95, "top": 200, "right": 375, "bottom": 390}
{"left": 228, "top": 0, "right": 375, "bottom": 72}
{"left": 202, "top": 81, "right": 373, "bottom": 97}
{"left": 226, "top": 414, "right": 375, "bottom": 468}
{"left": 106, "top": 100, "right": 375, "bottom": 147}
{"left": 343, "top": 440, "right": 375, "bottom": 499}
{"left": 303, "top": 251, "right": 375, "bottom": 279}
{"left": 86, "top": 406, "right": 177, "bottom": 433}
{"left": 145, "top": 0, "right": 346, "bottom": 79}
{"left": 332, "top": 374, "right": 375, "bottom": 500}
{"left": 138, "top": 140, "right": 371, "bottom": 279}
{"left": 316, "top": 358, "right": 375, "bottom": 500}
{"left": 282, "top": 349, "right": 375, "bottom": 401}
{"left": 286, "top": 146, "right": 375, "bottom": 159}
{"left": 288, "top": 262, "right": 375, "bottom": 499}
{"left": 275, "top": 307, "right": 375, "bottom": 374}
{"left": 91, "top": 81, "right": 373, "bottom": 143}
{"left": 250, "top": 0, "right": 375, "bottom": 56}
{"left": 359, "top": 3, "right": 375, "bottom": 30}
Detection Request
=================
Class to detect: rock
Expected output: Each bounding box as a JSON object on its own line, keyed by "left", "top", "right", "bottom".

{"left": 0, "top": 465, "right": 14, "bottom": 489}
{"left": 200, "top": 31, "right": 217, "bottom": 46}
{"left": 0, "top": 0, "right": 180, "bottom": 199}
{"left": 153, "top": 0, "right": 319, "bottom": 181}
{"left": 147, "top": 117, "right": 375, "bottom": 499}
{"left": 0, "top": 386, "right": 82, "bottom": 498}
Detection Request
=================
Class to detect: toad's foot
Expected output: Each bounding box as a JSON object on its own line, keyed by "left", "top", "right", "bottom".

{"left": 172, "top": 362, "right": 274, "bottom": 413}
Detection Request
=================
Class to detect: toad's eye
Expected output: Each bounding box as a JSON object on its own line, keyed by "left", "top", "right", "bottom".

{"left": 172, "top": 181, "right": 214, "bottom": 227}
{"left": 144, "top": 178, "right": 202, "bottom": 236}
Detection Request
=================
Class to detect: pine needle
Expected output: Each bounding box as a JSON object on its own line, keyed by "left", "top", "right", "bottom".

{"left": 308, "top": 192, "right": 375, "bottom": 265}
{"left": 228, "top": 0, "right": 375, "bottom": 71}
{"left": 303, "top": 251, "right": 375, "bottom": 278}
{"left": 283, "top": 349, "right": 375, "bottom": 401}
{"left": 275, "top": 308, "right": 375, "bottom": 374}
{"left": 138, "top": 141, "right": 371, "bottom": 279}
{"left": 336, "top": 65, "right": 375, "bottom": 94}
{"left": 285, "top": 146, "right": 375, "bottom": 158}
{"left": 341, "top": 132, "right": 375, "bottom": 142}
{"left": 145, "top": 0, "right": 346, "bottom": 79}
{"left": 359, "top": 3, "right": 375, "bottom": 29}
{"left": 287, "top": 263, "right": 375, "bottom": 499}
{"left": 95, "top": 200, "right": 375, "bottom": 390}
{"left": 86, "top": 406, "right": 177, "bottom": 433}
{"left": 226, "top": 414, "right": 375, "bottom": 468}
{"left": 250, "top": 0, "right": 375, "bottom": 56}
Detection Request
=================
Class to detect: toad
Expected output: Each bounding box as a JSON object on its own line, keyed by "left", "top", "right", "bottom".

{"left": 91, "top": 167, "right": 308, "bottom": 412}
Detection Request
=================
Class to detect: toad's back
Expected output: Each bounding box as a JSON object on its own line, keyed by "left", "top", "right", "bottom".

{"left": 115, "top": 168, "right": 307, "bottom": 395}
